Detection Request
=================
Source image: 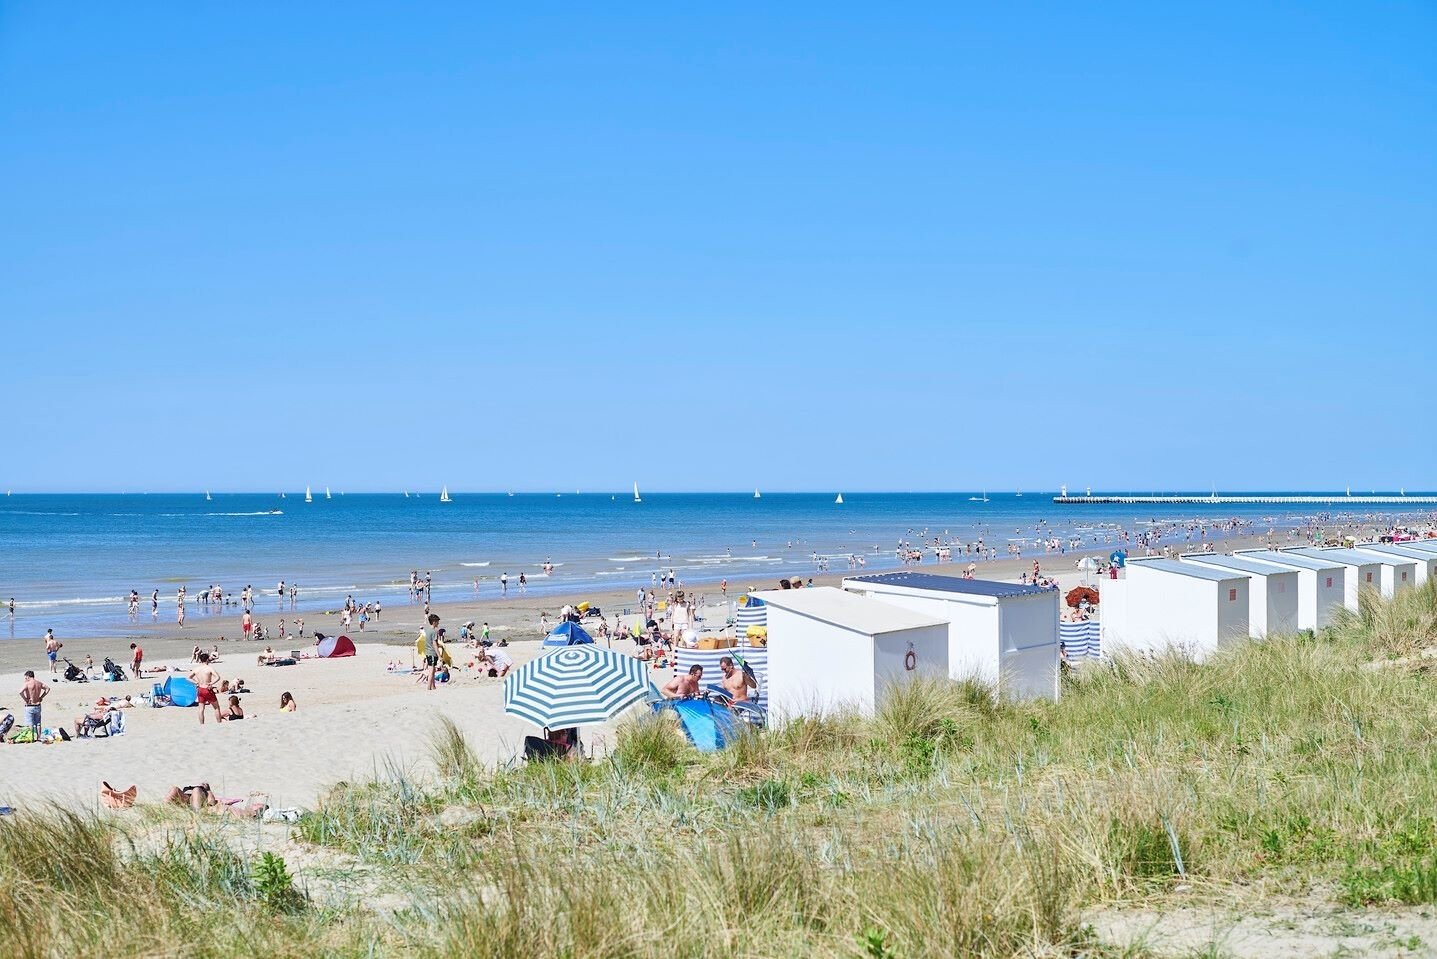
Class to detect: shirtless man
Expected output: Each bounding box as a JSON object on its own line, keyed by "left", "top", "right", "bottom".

{"left": 44, "top": 629, "right": 60, "bottom": 674}
{"left": 661, "top": 664, "right": 703, "bottom": 699}
{"left": 188, "top": 652, "right": 223, "bottom": 724}
{"left": 718, "top": 656, "right": 755, "bottom": 703}
{"left": 130, "top": 642, "right": 144, "bottom": 680}
{"left": 20, "top": 670, "right": 49, "bottom": 737}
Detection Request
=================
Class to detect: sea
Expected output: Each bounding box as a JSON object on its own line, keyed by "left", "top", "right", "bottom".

{"left": 1, "top": 492, "right": 1430, "bottom": 638}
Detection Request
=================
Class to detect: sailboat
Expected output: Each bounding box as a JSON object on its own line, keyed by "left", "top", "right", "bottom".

{"left": 754, "top": 488, "right": 761, "bottom": 499}
{"left": 279, "top": 492, "right": 286, "bottom": 499}
{"left": 835, "top": 493, "right": 844, "bottom": 505}
{"left": 403, "top": 490, "right": 410, "bottom": 498}
{"left": 440, "top": 486, "right": 452, "bottom": 503}
{"left": 1015, "top": 490, "right": 1022, "bottom": 497}
{"left": 507, "top": 491, "right": 514, "bottom": 497}
{"left": 968, "top": 489, "right": 988, "bottom": 503}
{"left": 305, "top": 486, "right": 313, "bottom": 504}
{"left": 205, "top": 491, "right": 211, "bottom": 502}
{"left": 633, "top": 482, "right": 642, "bottom": 503}
{"left": 325, "top": 487, "right": 331, "bottom": 500}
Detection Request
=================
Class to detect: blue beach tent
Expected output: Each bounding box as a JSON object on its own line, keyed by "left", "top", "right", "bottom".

{"left": 542, "top": 621, "right": 595, "bottom": 648}
{"left": 651, "top": 698, "right": 741, "bottom": 752}
{"left": 163, "top": 676, "right": 198, "bottom": 707}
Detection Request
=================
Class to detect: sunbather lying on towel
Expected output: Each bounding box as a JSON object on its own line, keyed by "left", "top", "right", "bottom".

{"left": 164, "top": 783, "right": 266, "bottom": 817}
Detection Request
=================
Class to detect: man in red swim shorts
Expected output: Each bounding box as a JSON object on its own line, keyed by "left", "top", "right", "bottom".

{"left": 242, "top": 610, "right": 252, "bottom": 638}
{"left": 188, "top": 652, "right": 223, "bottom": 725}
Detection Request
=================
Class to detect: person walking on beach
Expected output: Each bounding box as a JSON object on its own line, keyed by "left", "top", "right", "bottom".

{"left": 189, "top": 652, "right": 222, "bottom": 724}
{"left": 519, "top": 572, "right": 527, "bottom": 594}
{"left": 19, "top": 670, "right": 48, "bottom": 738}
{"left": 44, "top": 629, "right": 60, "bottom": 674}
{"left": 500, "top": 573, "right": 509, "bottom": 596}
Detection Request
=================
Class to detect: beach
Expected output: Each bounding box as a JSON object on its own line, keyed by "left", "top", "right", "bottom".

{"left": 0, "top": 523, "right": 1312, "bottom": 812}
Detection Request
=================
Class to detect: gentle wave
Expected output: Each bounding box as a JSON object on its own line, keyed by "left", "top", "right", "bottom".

{"left": 607, "top": 556, "right": 650, "bottom": 563}
{"left": 460, "top": 562, "right": 491, "bottom": 567}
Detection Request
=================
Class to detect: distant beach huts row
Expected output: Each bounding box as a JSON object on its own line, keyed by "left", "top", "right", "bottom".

{"left": 1101, "top": 541, "right": 1437, "bottom": 658}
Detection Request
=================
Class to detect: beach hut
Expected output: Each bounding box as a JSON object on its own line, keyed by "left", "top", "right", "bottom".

{"left": 753, "top": 586, "right": 948, "bottom": 722}
{"left": 1100, "top": 558, "right": 1248, "bottom": 659}
{"left": 1287, "top": 548, "right": 1388, "bottom": 603}
{"left": 1180, "top": 554, "right": 1300, "bottom": 638}
{"left": 842, "top": 571, "right": 1059, "bottom": 701}
{"left": 1371, "top": 541, "right": 1437, "bottom": 584}
{"left": 1232, "top": 550, "right": 1346, "bottom": 629}
{"left": 1351, "top": 544, "right": 1433, "bottom": 588}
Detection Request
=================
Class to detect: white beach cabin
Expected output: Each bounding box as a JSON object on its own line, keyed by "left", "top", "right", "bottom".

{"left": 753, "top": 587, "right": 948, "bottom": 723}
{"left": 1376, "top": 541, "right": 1437, "bottom": 584}
{"left": 1287, "top": 548, "right": 1390, "bottom": 602}
{"left": 1233, "top": 549, "right": 1346, "bottom": 629}
{"left": 1179, "top": 554, "right": 1300, "bottom": 638}
{"left": 1100, "top": 558, "right": 1248, "bottom": 659}
{"left": 841, "top": 571, "right": 1059, "bottom": 701}
{"left": 1352, "top": 543, "right": 1434, "bottom": 587}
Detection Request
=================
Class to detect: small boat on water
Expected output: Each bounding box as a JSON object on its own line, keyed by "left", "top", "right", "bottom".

{"left": 835, "top": 493, "right": 844, "bottom": 505}
{"left": 633, "top": 482, "right": 642, "bottom": 503}
{"left": 205, "top": 491, "right": 211, "bottom": 501}
{"left": 754, "top": 488, "right": 761, "bottom": 499}
{"left": 325, "top": 487, "right": 331, "bottom": 500}
{"left": 440, "top": 486, "right": 452, "bottom": 503}
{"left": 969, "top": 489, "right": 989, "bottom": 503}
{"left": 305, "top": 486, "right": 313, "bottom": 503}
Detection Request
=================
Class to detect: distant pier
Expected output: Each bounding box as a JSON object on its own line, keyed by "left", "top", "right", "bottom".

{"left": 1053, "top": 495, "right": 1437, "bottom": 505}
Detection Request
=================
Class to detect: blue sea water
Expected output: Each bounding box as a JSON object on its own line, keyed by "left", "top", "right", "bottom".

{"left": 0, "top": 492, "right": 1429, "bottom": 638}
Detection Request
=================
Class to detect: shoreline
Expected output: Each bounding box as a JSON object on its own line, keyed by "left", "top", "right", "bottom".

{"left": 0, "top": 525, "right": 1320, "bottom": 676}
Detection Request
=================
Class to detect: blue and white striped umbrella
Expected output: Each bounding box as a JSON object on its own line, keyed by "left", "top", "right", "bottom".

{"left": 504, "top": 644, "right": 652, "bottom": 728}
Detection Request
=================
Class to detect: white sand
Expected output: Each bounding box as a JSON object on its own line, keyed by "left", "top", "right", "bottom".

{"left": 0, "top": 640, "right": 641, "bottom": 812}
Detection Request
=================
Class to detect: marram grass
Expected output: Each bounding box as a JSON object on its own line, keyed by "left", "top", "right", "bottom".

{"left": 6, "top": 583, "right": 1437, "bottom": 956}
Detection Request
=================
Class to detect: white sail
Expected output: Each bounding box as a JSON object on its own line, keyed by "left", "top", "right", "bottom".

{"left": 205, "top": 491, "right": 211, "bottom": 501}
{"left": 325, "top": 487, "right": 331, "bottom": 500}
{"left": 754, "top": 488, "right": 761, "bottom": 499}
{"left": 403, "top": 490, "right": 409, "bottom": 498}
{"left": 440, "top": 485, "right": 452, "bottom": 503}
{"left": 633, "top": 482, "right": 642, "bottom": 503}
{"left": 305, "top": 486, "right": 312, "bottom": 503}
{"left": 835, "top": 493, "right": 844, "bottom": 504}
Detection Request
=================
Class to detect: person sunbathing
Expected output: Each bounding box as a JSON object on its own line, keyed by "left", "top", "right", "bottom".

{"left": 221, "top": 695, "right": 244, "bottom": 721}
{"left": 279, "top": 691, "right": 297, "bottom": 712}
{"left": 523, "top": 726, "right": 579, "bottom": 762}
{"left": 164, "top": 783, "right": 265, "bottom": 817}
{"left": 258, "top": 647, "right": 275, "bottom": 666}
{"left": 73, "top": 699, "right": 112, "bottom": 737}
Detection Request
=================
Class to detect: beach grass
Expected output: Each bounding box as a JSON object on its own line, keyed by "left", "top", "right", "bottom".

{"left": 6, "top": 581, "right": 1437, "bottom": 956}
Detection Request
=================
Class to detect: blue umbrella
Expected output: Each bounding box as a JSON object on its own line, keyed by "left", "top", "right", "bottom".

{"left": 541, "top": 620, "right": 595, "bottom": 648}
{"left": 504, "top": 644, "right": 651, "bottom": 728}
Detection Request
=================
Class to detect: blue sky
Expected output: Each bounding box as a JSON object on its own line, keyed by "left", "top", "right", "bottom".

{"left": 2, "top": 3, "right": 1432, "bottom": 493}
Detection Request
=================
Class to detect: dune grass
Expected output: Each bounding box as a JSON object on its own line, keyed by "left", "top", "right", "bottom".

{"left": 5, "top": 582, "right": 1437, "bottom": 956}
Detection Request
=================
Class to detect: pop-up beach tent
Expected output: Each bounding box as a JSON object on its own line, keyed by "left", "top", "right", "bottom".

{"left": 163, "top": 676, "right": 198, "bottom": 707}
{"left": 542, "top": 621, "right": 595, "bottom": 648}
{"left": 317, "top": 634, "right": 356, "bottom": 658}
